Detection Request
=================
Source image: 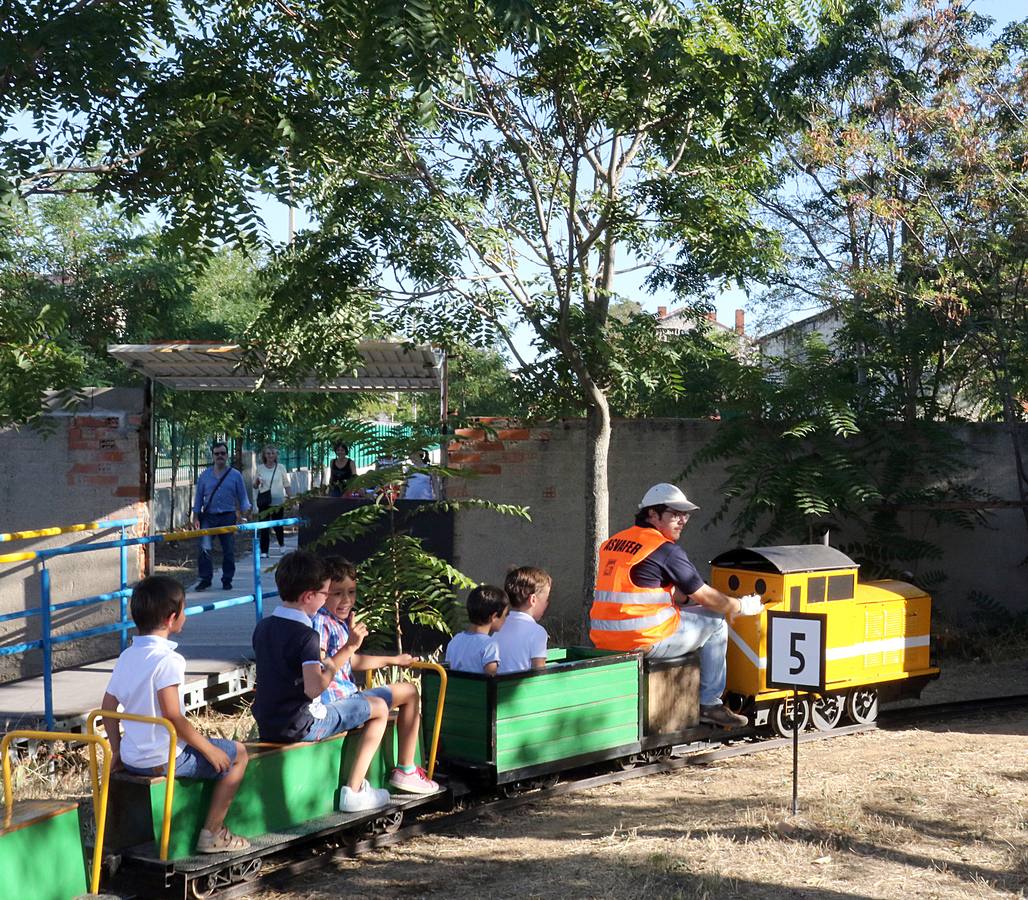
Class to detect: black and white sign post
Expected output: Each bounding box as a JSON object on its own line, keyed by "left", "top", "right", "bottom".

{"left": 765, "top": 611, "right": 827, "bottom": 816}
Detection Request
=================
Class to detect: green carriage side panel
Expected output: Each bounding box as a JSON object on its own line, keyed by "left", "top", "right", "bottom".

{"left": 496, "top": 666, "right": 638, "bottom": 717}
{"left": 422, "top": 672, "right": 491, "bottom": 764}
{"left": 494, "top": 658, "right": 640, "bottom": 773}
{"left": 423, "top": 648, "right": 642, "bottom": 780}
{"left": 0, "top": 803, "right": 87, "bottom": 900}
{"left": 148, "top": 721, "right": 416, "bottom": 858}
{"left": 150, "top": 733, "right": 348, "bottom": 859}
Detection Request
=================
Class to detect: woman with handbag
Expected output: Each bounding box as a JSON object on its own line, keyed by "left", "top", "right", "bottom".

{"left": 254, "top": 445, "right": 289, "bottom": 557}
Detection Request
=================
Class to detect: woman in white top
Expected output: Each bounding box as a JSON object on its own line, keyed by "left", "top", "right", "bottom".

{"left": 253, "top": 445, "right": 289, "bottom": 557}
{"left": 402, "top": 449, "right": 436, "bottom": 500}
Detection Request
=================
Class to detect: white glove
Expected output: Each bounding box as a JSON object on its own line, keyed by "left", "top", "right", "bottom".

{"left": 737, "top": 594, "right": 763, "bottom": 616}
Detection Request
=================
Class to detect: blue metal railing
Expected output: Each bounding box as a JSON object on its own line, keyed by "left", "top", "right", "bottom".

{"left": 0, "top": 517, "right": 301, "bottom": 729}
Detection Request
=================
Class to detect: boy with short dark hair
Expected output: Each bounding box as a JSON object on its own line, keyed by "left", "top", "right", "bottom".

{"left": 313, "top": 557, "right": 438, "bottom": 794}
{"left": 251, "top": 550, "right": 391, "bottom": 813}
{"left": 445, "top": 585, "right": 510, "bottom": 674}
{"left": 496, "top": 566, "right": 552, "bottom": 673}
{"left": 101, "top": 576, "right": 250, "bottom": 854}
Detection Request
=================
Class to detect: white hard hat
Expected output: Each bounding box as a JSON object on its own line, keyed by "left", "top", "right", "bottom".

{"left": 639, "top": 483, "right": 699, "bottom": 513}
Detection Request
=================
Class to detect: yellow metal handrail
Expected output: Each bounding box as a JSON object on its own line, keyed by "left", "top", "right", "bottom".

{"left": 409, "top": 660, "right": 447, "bottom": 781}
{"left": 0, "top": 523, "right": 239, "bottom": 564}
{"left": 1, "top": 730, "right": 112, "bottom": 895}
{"left": 162, "top": 525, "right": 239, "bottom": 542}
{"left": 86, "top": 709, "right": 178, "bottom": 861}
{"left": 0, "top": 519, "right": 131, "bottom": 543}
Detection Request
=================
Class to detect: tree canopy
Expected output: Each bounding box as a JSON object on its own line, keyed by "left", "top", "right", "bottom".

{"left": 753, "top": 0, "right": 1028, "bottom": 536}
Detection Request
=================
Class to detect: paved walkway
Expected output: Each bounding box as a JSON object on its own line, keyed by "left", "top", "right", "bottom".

{"left": 176, "top": 533, "right": 297, "bottom": 658}
{"left": 0, "top": 535, "right": 297, "bottom": 732}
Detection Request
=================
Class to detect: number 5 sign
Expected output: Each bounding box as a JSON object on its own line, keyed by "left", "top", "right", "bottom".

{"left": 766, "top": 611, "right": 827, "bottom": 692}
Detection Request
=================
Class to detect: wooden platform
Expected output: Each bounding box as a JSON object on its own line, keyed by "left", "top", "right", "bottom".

{"left": 0, "top": 536, "right": 298, "bottom": 733}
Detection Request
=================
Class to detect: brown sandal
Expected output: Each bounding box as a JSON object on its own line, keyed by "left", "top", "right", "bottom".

{"left": 196, "top": 827, "right": 251, "bottom": 854}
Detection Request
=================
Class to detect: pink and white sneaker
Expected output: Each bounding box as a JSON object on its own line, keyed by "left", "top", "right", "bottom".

{"left": 388, "top": 766, "right": 439, "bottom": 794}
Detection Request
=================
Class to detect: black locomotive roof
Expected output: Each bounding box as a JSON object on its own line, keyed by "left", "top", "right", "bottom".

{"left": 710, "top": 545, "right": 858, "bottom": 574}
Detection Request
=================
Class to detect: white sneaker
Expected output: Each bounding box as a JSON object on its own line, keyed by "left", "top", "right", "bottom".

{"left": 340, "top": 780, "right": 391, "bottom": 813}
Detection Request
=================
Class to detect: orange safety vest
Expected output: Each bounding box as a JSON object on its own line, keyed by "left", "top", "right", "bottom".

{"left": 590, "top": 525, "right": 680, "bottom": 651}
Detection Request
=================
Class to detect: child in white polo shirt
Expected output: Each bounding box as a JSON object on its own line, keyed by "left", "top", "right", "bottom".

{"left": 101, "top": 576, "right": 250, "bottom": 854}
{"left": 495, "top": 566, "right": 551, "bottom": 674}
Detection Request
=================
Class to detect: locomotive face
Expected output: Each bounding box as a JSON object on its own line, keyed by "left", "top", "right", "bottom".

{"left": 722, "top": 571, "right": 771, "bottom": 601}
{"left": 711, "top": 548, "right": 937, "bottom": 720}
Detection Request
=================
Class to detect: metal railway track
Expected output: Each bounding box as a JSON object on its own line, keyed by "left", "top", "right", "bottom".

{"left": 128, "top": 693, "right": 1028, "bottom": 899}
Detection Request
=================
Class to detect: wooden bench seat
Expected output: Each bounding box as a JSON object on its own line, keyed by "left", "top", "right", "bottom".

{"left": 643, "top": 651, "right": 700, "bottom": 735}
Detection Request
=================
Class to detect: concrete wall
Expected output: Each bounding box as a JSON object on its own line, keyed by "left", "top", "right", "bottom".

{"left": 450, "top": 418, "right": 1028, "bottom": 643}
{"left": 0, "top": 388, "right": 147, "bottom": 682}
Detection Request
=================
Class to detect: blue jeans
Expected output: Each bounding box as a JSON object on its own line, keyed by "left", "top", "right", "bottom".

{"left": 125, "top": 739, "right": 238, "bottom": 780}
{"left": 198, "top": 511, "right": 236, "bottom": 586}
{"left": 302, "top": 687, "right": 394, "bottom": 741}
{"left": 645, "top": 606, "right": 728, "bottom": 707}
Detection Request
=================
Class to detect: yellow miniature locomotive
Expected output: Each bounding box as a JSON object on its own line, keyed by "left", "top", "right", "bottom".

{"left": 710, "top": 545, "right": 939, "bottom": 735}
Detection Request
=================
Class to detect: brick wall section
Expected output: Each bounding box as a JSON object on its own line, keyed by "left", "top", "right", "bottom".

{"left": 450, "top": 417, "right": 1028, "bottom": 643}
{"left": 447, "top": 418, "right": 551, "bottom": 494}
{"left": 0, "top": 388, "right": 147, "bottom": 682}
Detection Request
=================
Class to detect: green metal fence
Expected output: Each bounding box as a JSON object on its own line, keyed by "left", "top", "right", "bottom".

{"left": 154, "top": 420, "right": 416, "bottom": 487}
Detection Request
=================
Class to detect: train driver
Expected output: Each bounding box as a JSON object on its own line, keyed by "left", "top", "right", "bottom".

{"left": 590, "top": 483, "right": 763, "bottom": 727}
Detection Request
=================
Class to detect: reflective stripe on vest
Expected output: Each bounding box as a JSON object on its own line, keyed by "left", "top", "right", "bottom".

{"left": 593, "top": 589, "right": 672, "bottom": 606}
{"left": 590, "top": 605, "right": 678, "bottom": 633}
{"left": 589, "top": 524, "right": 680, "bottom": 651}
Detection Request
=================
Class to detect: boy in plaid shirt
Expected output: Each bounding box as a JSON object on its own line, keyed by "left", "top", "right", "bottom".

{"left": 313, "top": 557, "right": 438, "bottom": 794}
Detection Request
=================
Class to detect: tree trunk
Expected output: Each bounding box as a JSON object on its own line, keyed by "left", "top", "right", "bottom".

{"left": 581, "top": 390, "right": 612, "bottom": 641}
{"left": 1000, "top": 390, "right": 1028, "bottom": 539}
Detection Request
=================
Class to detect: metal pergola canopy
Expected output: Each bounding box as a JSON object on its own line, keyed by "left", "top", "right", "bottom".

{"left": 108, "top": 341, "right": 443, "bottom": 392}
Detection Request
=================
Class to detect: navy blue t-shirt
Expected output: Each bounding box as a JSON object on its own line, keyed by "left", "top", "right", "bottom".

{"left": 630, "top": 538, "right": 704, "bottom": 596}
{"left": 252, "top": 614, "right": 320, "bottom": 742}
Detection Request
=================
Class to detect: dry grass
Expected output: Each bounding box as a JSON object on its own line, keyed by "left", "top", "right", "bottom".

{"left": 0, "top": 702, "right": 258, "bottom": 808}
{"left": 256, "top": 710, "right": 1028, "bottom": 900}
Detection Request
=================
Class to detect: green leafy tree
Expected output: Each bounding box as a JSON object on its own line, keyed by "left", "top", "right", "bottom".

{"left": 757, "top": 0, "right": 1028, "bottom": 534}
{"left": 247, "top": 0, "right": 855, "bottom": 634}
{"left": 691, "top": 335, "right": 983, "bottom": 587}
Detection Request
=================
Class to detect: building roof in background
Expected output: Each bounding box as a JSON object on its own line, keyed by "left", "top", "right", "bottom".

{"left": 755, "top": 307, "right": 842, "bottom": 345}
{"left": 108, "top": 341, "right": 442, "bottom": 392}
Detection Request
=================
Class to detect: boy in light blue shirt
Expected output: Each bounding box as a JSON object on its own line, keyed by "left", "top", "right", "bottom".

{"left": 445, "top": 585, "right": 510, "bottom": 674}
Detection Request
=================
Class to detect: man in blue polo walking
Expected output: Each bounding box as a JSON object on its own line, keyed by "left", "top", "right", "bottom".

{"left": 191, "top": 442, "right": 251, "bottom": 591}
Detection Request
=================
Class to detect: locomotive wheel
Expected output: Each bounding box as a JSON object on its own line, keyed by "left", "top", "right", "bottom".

{"left": 362, "top": 809, "right": 404, "bottom": 836}
{"left": 618, "top": 753, "right": 648, "bottom": 771}
{"left": 500, "top": 780, "right": 528, "bottom": 798}
{"left": 770, "top": 696, "right": 810, "bottom": 737}
{"left": 810, "top": 695, "right": 844, "bottom": 731}
{"left": 845, "top": 688, "right": 879, "bottom": 724}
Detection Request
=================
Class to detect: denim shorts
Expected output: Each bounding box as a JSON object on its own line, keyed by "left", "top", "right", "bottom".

{"left": 125, "top": 738, "right": 238, "bottom": 780}
{"left": 303, "top": 686, "right": 394, "bottom": 742}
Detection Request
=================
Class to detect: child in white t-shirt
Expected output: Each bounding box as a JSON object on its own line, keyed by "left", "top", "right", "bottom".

{"left": 496, "top": 566, "right": 551, "bottom": 674}
{"left": 445, "top": 585, "right": 510, "bottom": 674}
{"left": 101, "top": 576, "right": 250, "bottom": 854}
